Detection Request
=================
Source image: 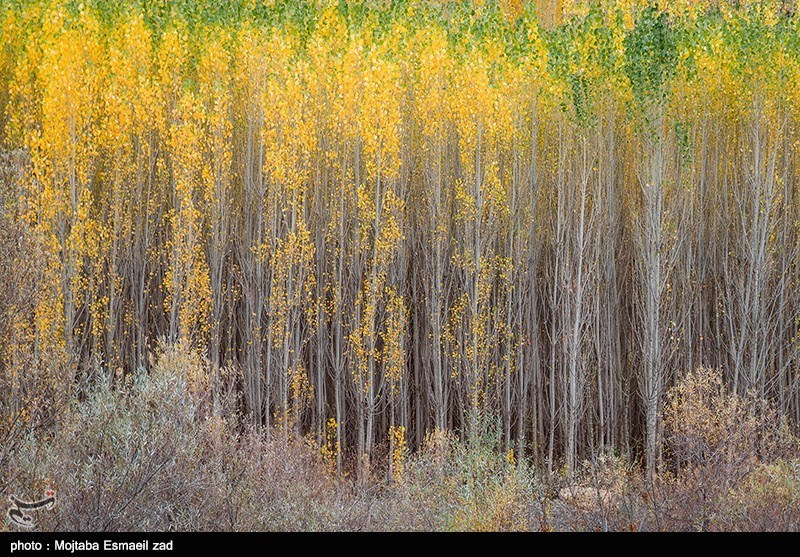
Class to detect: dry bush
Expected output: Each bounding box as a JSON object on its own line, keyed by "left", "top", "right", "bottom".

{"left": 0, "top": 150, "right": 51, "bottom": 496}
{"left": 4, "top": 343, "right": 347, "bottom": 532}
{"left": 653, "top": 367, "right": 799, "bottom": 531}
{"left": 551, "top": 368, "right": 800, "bottom": 532}
{"left": 367, "top": 430, "right": 462, "bottom": 531}
{"left": 8, "top": 363, "right": 202, "bottom": 531}
{"left": 551, "top": 452, "right": 649, "bottom": 532}
{"left": 374, "top": 430, "right": 544, "bottom": 531}
{"left": 196, "top": 429, "right": 347, "bottom": 531}
{"left": 714, "top": 459, "right": 800, "bottom": 531}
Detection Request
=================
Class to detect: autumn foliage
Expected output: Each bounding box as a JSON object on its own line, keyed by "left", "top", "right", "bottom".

{"left": 2, "top": 0, "right": 800, "bottom": 530}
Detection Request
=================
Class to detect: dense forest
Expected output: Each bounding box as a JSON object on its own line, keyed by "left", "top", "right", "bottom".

{"left": 2, "top": 0, "right": 800, "bottom": 531}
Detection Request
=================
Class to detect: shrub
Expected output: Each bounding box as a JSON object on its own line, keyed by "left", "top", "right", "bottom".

{"left": 716, "top": 459, "right": 800, "bottom": 531}
{"left": 655, "top": 367, "right": 799, "bottom": 531}
{"left": 374, "top": 430, "right": 543, "bottom": 531}
{"left": 555, "top": 452, "right": 649, "bottom": 532}
{"left": 4, "top": 343, "right": 345, "bottom": 531}
{"left": 0, "top": 155, "right": 51, "bottom": 497}
{"left": 9, "top": 362, "right": 201, "bottom": 531}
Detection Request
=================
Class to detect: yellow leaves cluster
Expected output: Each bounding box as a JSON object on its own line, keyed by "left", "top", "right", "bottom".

{"left": 262, "top": 40, "right": 316, "bottom": 193}
{"left": 163, "top": 91, "right": 215, "bottom": 343}
{"left": 375, "top": 188, "right": 405, "bottom": 265}
{"left": 388, "top": 425, "right": 408, "bottom": 480}
{"left": 198, "top": 36, "right": 234, "bottom": 194}
{"left": 288, "top": 362, "right": 314, "bottom": 425}
{"left": 414, "top": 28, "right": 452, "bottom": 143}
{"left": 321, "top": 418, "right": 340, "bottom": 469}
{"left": 155, "top": 27, "right": 188, "bottom": 117}
{"left": 383, "top": 287, "right": 407, "bottom": 398}
{"left": 269, "top": 222, "right": 317, "bottom": 342}
{"left": 348, "top": 42, "right": 403, "bottom": 181}
{"left": 101, "top": 14, "right": 154, "bottom": 148}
